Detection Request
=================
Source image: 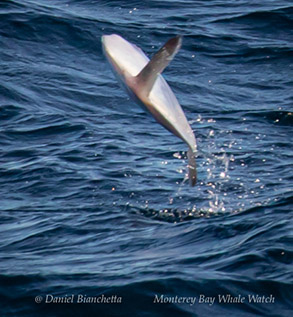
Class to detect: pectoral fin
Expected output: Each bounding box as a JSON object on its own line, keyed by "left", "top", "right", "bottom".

{"left": 136, "top": 36, "right": 182, "bottom": 95}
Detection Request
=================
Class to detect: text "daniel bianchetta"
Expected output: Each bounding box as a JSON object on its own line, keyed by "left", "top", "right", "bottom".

{"left": 42, "top": 294, "right": 122, "bottom": 304}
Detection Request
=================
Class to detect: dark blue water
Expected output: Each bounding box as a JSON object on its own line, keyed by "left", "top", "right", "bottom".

{"left": 0, "top": 0, "right": 292, "bottom": 316}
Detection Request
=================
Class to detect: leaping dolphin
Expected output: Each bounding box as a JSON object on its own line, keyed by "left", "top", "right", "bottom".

{"left": 102, "top": 34, "right": 197, "bottom": 186}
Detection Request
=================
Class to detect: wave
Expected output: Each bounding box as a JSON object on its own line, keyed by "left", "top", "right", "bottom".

{"left": 212, "top": 6, "right": 293, "bottom": 26}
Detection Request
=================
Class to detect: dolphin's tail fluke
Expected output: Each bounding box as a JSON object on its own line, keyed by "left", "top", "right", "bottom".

{"left": 187, "top": 148, "right": 197, "bottom": 186}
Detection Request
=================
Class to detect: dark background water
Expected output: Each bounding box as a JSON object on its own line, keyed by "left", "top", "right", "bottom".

{"left": 0, "top": 0, "right": 292, "bottom": 316}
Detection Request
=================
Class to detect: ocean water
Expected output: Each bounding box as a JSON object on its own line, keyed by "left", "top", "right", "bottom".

{"left": 0, "top": 0, "right": 292, "bottom": 316}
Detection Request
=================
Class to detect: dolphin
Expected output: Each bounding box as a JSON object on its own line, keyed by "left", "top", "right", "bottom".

{"left": 101, "top": 34, "right": 197, "bottom": 186}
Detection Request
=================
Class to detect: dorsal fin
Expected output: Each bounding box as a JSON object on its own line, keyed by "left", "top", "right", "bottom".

{"left": 136, "top": 36, "right": 182, "bottom": 95}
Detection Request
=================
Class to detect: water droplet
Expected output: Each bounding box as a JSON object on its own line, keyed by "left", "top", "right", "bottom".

{"left": 173, "top": 152, "right": 182, "bottom": 159}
